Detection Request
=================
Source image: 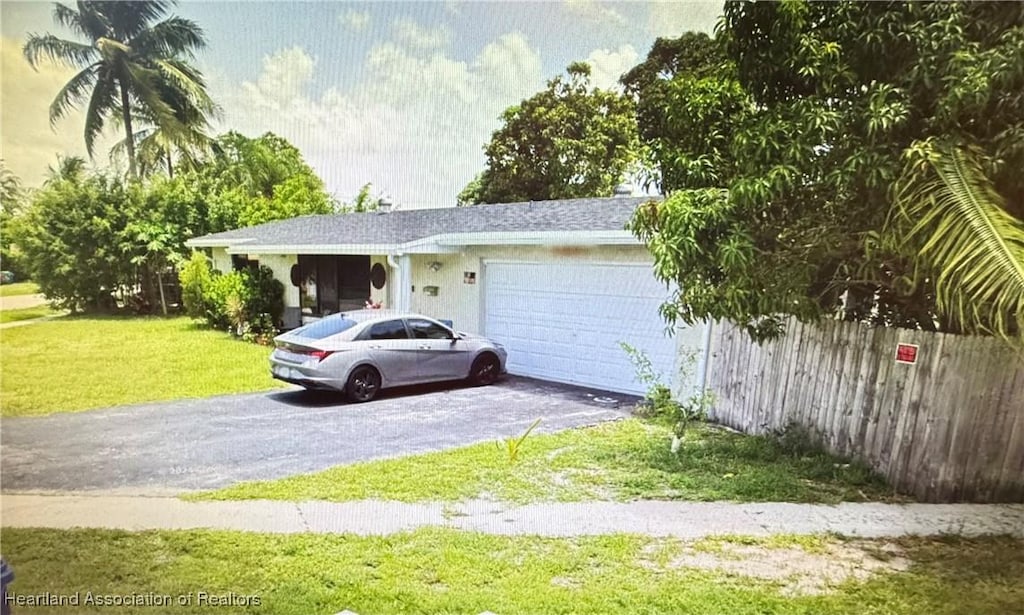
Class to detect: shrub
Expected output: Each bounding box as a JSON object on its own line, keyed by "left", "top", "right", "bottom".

{"left": 204, "top": 271, "right": 248, "bottom": 331}
{"left": 184, "top": 262, "right": 283, "bottom": 342}
{"left": 179, "top": 252, "right": 215, "bottom": 319}
{"left": 621, "top": 342, "right": 714, "bottom": 445}
{"left": 242, "top": 265, "right": 284, "bottom": 327}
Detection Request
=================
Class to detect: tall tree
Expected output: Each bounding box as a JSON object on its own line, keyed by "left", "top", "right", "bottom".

{"left": 620, "top": 32, "right": 742, "bottom": 193}
{"left": 189, "top": 131, "right": 336, "bottom": 231}
{"left": 462, "top": 62, "right": 639, "bottom": 204}
{"left": 629, "top": 2, "right": 1024, "bottom": 340}
{"left": 23, "top": 1, "right": 212, "bottom": 178}
{"left": 1, "top": 161, "right": 25, "bottom": 277}
{"left": 110, "top": 77, "right": 219, "bottom": 178}
{"left": 44, "top": 154, "right": 88, "bottom": 185}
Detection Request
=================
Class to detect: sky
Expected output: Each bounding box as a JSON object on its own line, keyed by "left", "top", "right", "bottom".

{"left": 1, "top": 1, "right": 721, "bottom": 208}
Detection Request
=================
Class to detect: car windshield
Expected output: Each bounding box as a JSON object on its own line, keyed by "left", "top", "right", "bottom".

{"left": 291, "top": 316, "right": 358, "bottom": 340}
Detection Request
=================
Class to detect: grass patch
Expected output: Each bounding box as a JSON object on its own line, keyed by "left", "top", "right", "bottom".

{"left": 194, "top": 419, "right": 900, "bottom": 504}
{"left": 0, "top": 281, "right": 39, "bottom": 297}
{"left": 0, "top": 528, "right": 1020, "bottom": 615}
{"left": 0, "top": 304, "right": 58, "bottom": 323}
{"left": 0, "top": 315, "right": 286, "bottom": 416}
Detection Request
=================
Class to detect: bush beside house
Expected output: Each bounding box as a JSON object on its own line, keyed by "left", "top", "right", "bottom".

{"left": 180, "top": 251, "right": 283, "bottom": 344}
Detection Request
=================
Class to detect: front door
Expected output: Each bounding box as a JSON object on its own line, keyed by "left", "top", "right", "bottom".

{"left": 338, "top": 255, "right": 371, "bottom": 310}
{"left": 317, "top": 256, "right": 339, "bottom": 314}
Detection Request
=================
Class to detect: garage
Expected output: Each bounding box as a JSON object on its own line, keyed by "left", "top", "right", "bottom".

{"left": 483, "top": 261, "right": 703, "bottom": 395}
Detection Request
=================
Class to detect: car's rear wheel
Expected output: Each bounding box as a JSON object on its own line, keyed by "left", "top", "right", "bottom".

{"left": 346, "top": 365, "right": 381, "bottom": 402}
{"left": 470, "top": 353, "right": 500, "bottom": 386}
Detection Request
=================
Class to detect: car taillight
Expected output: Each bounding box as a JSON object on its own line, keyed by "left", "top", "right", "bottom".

{"left": 309, "top": 350, "right": 333, "bottom": 361}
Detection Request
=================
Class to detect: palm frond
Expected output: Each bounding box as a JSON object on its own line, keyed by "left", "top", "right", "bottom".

{"left": 102, "top": 1, "right": 173, "bottom": 39}
{"left": 48, "top": 63, "right": 99, "bottom": 125}
{"left": 152, "top": 58, "right": 218, "bottom": 114}
{"left": 76, "top": 0, "right": 113, "bottom": 39}
{"left": 23, "top": 34, "right": 96, "bottom": 68}
{"left": 892, "top": 143, "right": 1024, "bottom": 339}
{"left": 83, "top": 71, "right": 118, "bottom": 157}
{"left": 52, "top": 3, "right": 95, "bottom": 40}
{"left": 45, "top": 155, "right": 87, "bottom": 185}
{"left": 133, "top": 17, "right": 206, "bottom": 57}
{"left": 125, "top": 62, "right": 186, "bottom": 136}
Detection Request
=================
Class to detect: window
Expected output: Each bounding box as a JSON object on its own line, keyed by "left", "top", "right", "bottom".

{"left": 366, "top": 319, "right": 409, "bottom": 340}
{"left": 231, "top": 254, "right": 258, "bottom": 271}
{"left": 407, "top": 318, "right": 452, "bottom": 340}
{"left": 293, "top": 317, "right": 357, "bottom": 340}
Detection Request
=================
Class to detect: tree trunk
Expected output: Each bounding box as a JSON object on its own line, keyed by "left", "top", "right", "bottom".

{"left": 157, "top": 267, "right": 168, "bottom": 315}
{"left": 166, "top": 148, "right": 174, "bottom": 179}
{"left": 119, "top": 80, "right": 137, "bottom": 179}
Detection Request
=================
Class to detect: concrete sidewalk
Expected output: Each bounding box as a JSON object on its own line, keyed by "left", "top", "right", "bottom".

{"left": 3, "top": 494, "right": 1022, "bottom": 538}
{"left": 0, "top": 293, "right": 47, "bottom": 310}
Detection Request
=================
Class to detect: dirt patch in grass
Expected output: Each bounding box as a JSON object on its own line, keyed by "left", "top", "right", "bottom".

{"left": 642, "top": 538, "right": 911, "bottom": 596}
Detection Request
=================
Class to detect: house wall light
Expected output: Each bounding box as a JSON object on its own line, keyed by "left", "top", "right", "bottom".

{"left": 427, "top": 261, "right": 443, "bottom": 272}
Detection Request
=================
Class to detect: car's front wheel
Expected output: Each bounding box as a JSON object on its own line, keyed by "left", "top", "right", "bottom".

{"left": 346, "top": 365, "right": 381, "bottom": 402}
{"left": 469, "top": 353, "right": 500, "bottom": 386}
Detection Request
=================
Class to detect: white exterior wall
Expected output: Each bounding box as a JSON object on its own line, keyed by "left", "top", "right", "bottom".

{"left": 210, "top": 247, "right": 232, "bottom": 274}
{"left": 408, "top": 244, "right": 654, "bottom": 334}
{"left": 259, "top": 254, "right": 299, "bottom": 308}
{"left": 370, "top": 255, "right": 389, "bottom": 307}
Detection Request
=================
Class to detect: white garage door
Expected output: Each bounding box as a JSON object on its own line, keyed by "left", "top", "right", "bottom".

{"left": 483, "top": 261, "right": 691, "bottom": 395}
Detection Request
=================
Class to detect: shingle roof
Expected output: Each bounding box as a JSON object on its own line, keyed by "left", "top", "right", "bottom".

{"left": 189, "top": 196, "right": 657, "bottom": 248}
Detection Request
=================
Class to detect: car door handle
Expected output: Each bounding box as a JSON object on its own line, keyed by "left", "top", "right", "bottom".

{"left": 369, "top": 344, "right": 383, "bottom": 349}
{"left": 418, "top": 345, "right": 431, "bottom": 350}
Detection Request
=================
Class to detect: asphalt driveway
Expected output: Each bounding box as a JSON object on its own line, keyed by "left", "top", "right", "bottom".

{"left": 1, "top": 377, "right": 634, "bottom": 494}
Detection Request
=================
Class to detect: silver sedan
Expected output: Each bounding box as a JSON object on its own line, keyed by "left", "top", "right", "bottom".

{"left": 269, "top": 310, "right": 508, "bottom": 402}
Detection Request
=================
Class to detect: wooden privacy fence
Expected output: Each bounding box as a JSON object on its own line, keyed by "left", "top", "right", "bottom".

{"left": 706, "top": 317, "right": 1024, "bottom": 502}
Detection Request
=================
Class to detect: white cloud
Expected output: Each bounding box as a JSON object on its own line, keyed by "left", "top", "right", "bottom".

{"left": 565, "top": 0, "right": 628, "bottom": 28}
{"left": 647, "top": 1, "right": 723, "bottom": 37}
{"left": 0, "top": 36, "right": 118, "bottom": 187}
{"left": 240, "top": 46, "right": 316, "bottom": 110}
{"left": 391, "top": 17, "right": 450, "bottom": 51}
{"left": 584, "top": 44, "right": 638, "bottom": 90}
{"left": 212, "top": 32, "right": 544, "bottom": 209}
{"left": 338, "top": 9, "right": 371, "bottom": 31}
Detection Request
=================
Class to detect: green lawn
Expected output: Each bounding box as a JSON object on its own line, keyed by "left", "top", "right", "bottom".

{"left": 0, "top": 304, "right": 58, "bottom": 323}
{"left": 1, "top": 528, "right": 1019, "bottom": 615}
{"left": 0, "top": 316, "right": 286, "bottom": 416}
{"left": 194, "top": 419, "right": 900, "bottom": 505}
{"left": 0, "top": 281, "right": 39, "bottom": 297}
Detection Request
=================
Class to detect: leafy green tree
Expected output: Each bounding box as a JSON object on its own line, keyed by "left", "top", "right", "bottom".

{"left": 1, "top": 161, "right": 26, "bottom": 277}
{"left": 629, "top": 2, "right": 1024, "bottom": 340}
{"left": 15, "top": 173, "right": 134, "bottom": 312}
{"left": 456, "top": 174, "right": 484, "bottom": 206}
{"left": 338, "top": 183, "right": 379, "bottom": 213}
{"left": 24, "top": 1, "right": 213, "bottom": 178}
{"left": 190, "top": 132, "right": 335, "bottom": 230}
{"left": 620, "top": 32, "right": 743, "bottom": 193}
{"left": 463, "top": 62, "right": 639, "bottom": 204}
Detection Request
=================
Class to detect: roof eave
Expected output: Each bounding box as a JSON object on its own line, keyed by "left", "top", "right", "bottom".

{"left": 185, "top": 237, "right": 255, "bottom": 248}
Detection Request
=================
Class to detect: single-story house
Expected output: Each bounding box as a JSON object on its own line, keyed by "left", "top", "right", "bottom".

{"left": 186, "top": 196, "right": 710, "bottom": 396}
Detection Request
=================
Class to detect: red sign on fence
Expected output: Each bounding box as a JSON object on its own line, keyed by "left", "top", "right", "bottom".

{"left": 895, "top": 343, "right": 919, "bottom": 364}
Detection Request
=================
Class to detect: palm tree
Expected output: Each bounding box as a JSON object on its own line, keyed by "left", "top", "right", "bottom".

{"left": 44, "top": 154, "right": 88, "bottom": 185}
{"left": 110, "top": 78, "right": 219, "bottom": 178}
{"left": 891, "top": 141, "right": 1024, "bottom": 340}
{"left": 23, "top": 1, "right": 212, "bottom": 178}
